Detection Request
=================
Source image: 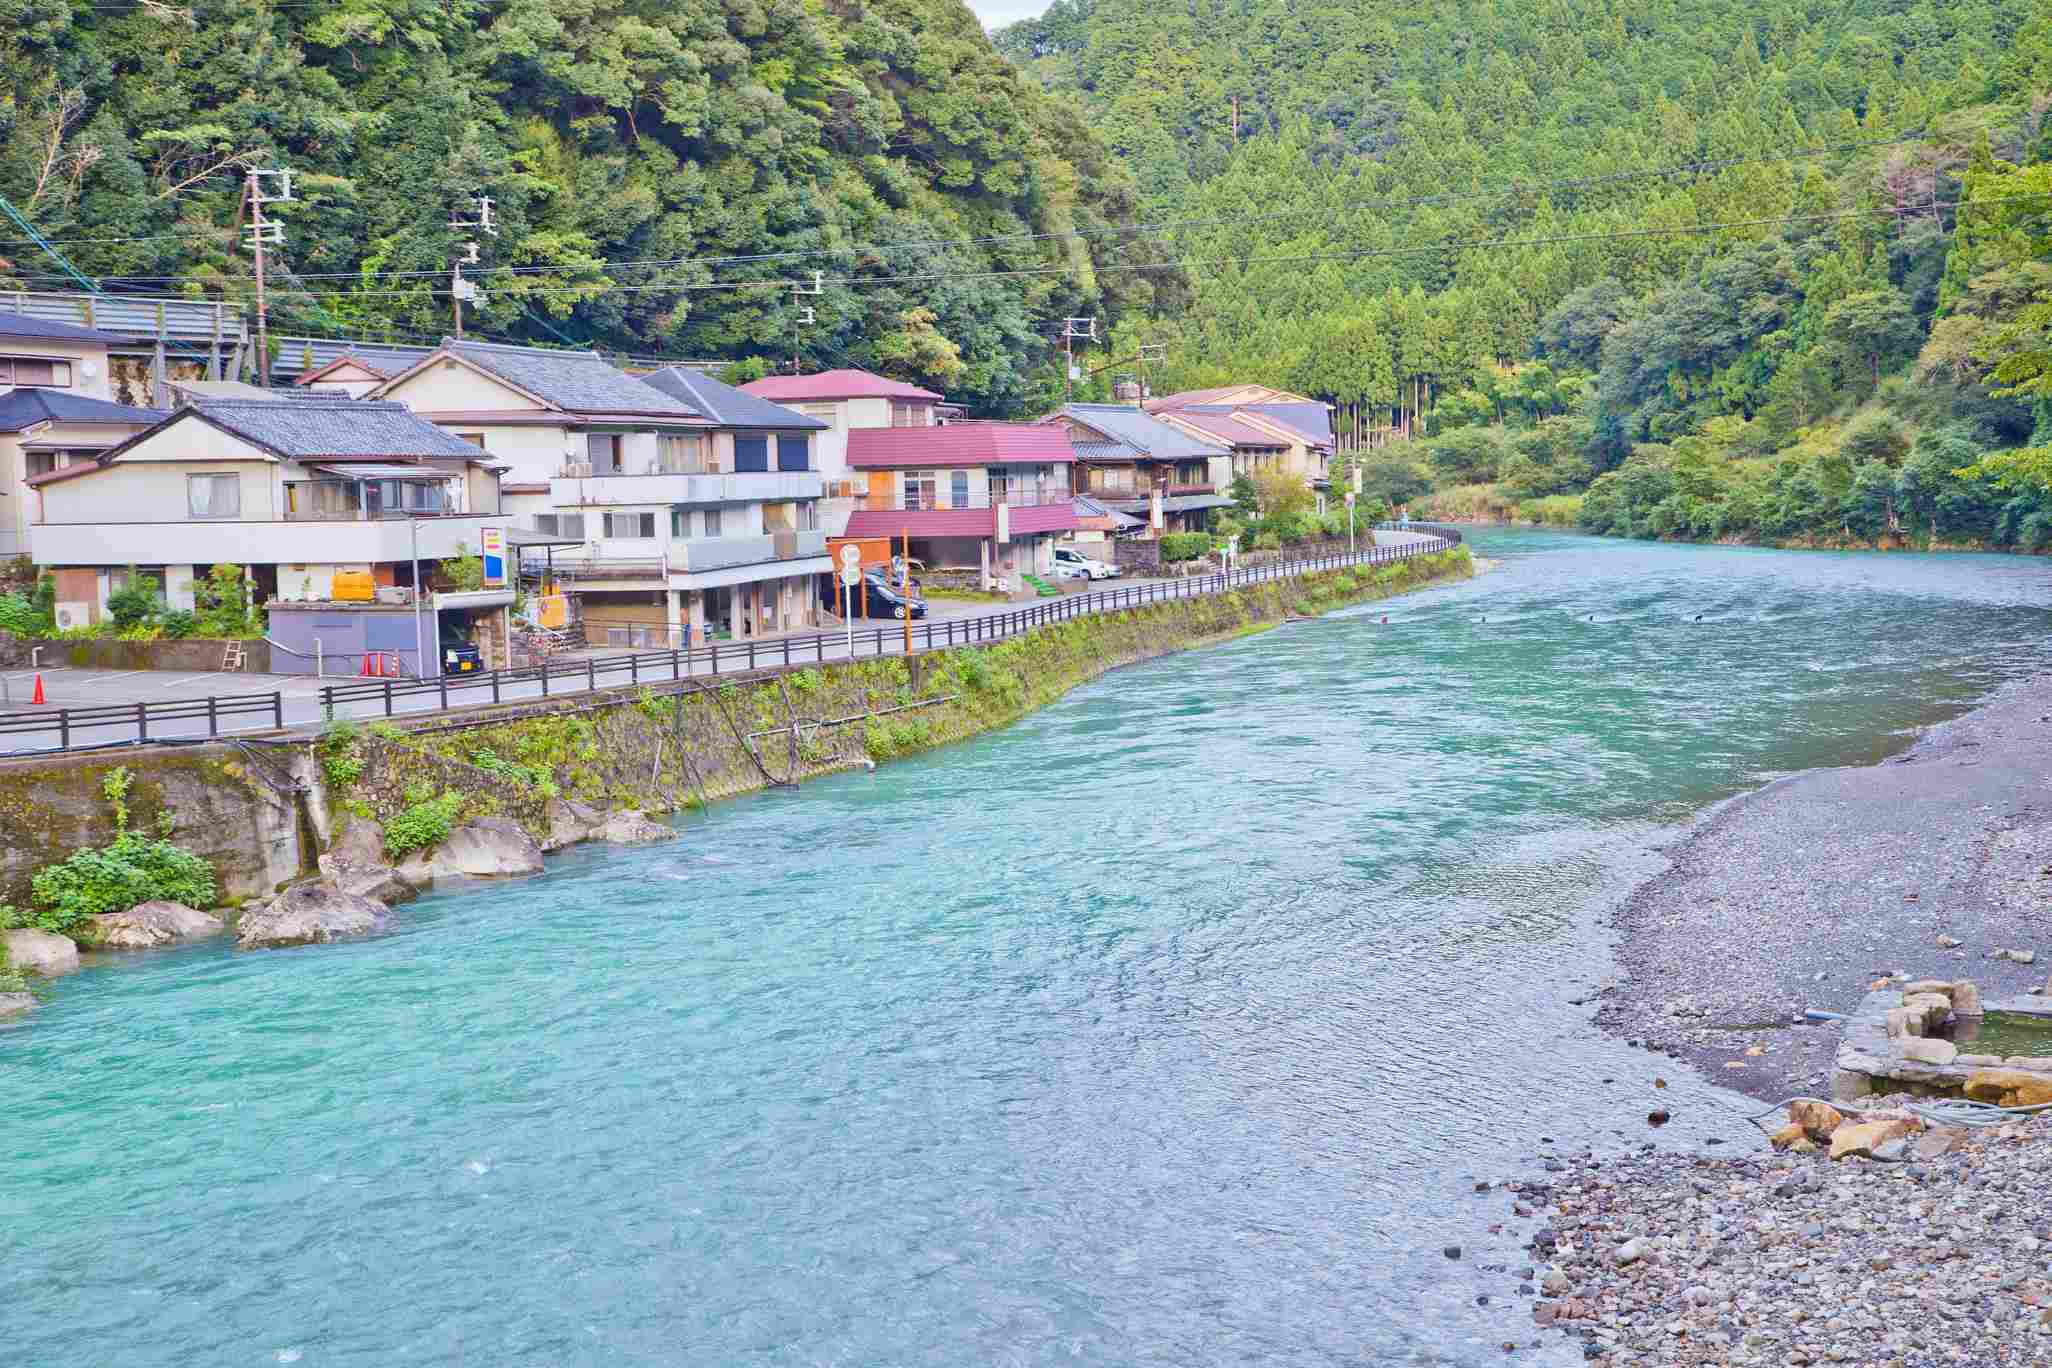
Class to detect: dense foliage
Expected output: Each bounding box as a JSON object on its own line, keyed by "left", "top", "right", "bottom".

{"left": 993, "top": 0, "right": 2052, "bottom": 548}
{"left": 9, "top": 769, "right": 217, "bottom": 937}
{"left": 0, "top": 0, "right": 1166, "bottom": 413}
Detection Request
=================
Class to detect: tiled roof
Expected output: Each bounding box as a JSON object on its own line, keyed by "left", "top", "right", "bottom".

{"left": 847, "top": 422, "right": 1075, "bottom": 469}
{"left": 1184, "top": 402, "right": 1333, "bottom": 448}
{"left": 0, "top": 311, "right": 131, "bottom": 345}
{"left": 1058, "top": 403, "right": 1227, "bottom": 459}
{"left": 640, "top": 366, "right": 827, "bottom": 430}
{"left": 740, "top": 368, "right": 943, "bottom": 402}
{"left": 193, "top": 399, "right": 490, "bottom": 459}
{"left": 1071, "top": 440, "right": 1137, "bottom": 462}
{"left": 1158, "top": 410, "right": 1288, "bottom": 448}
{"left": 0, "top": 388, "right": 164, "bottom": 433}
{"left": 281, "top": 340, "right": 436, "bottom": 383}
{"left": 440, "top": 340, "right": 699, "bottom": 416}
{"left": 1142, "top": 386, "right": 1244, "bottom": 411}
{"left": 845, "top": 507, "right": 996, "bottom": 537}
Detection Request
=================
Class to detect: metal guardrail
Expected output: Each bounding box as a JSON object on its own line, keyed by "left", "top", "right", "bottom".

{"left": 315, "top": 530, "right": 1462, "bottom": 718}
{"left": 0, "top": 529, "right": 1460, "bottom": 755}
{"left": 0, "top": 691, "right": 284, "bottom": 750}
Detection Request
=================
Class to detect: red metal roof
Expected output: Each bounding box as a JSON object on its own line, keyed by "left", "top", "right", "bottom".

{"left": 1004, "top": 501, "right": 1081, "bottom": 534}
{"left": 845, "top": 507, "right": 997, "bottom": 538}
{"left": 847, "top": 423, "right": 1076, "bottom": 469}
{"left": 739, "top": 368, "right": 943, "bottom": 402}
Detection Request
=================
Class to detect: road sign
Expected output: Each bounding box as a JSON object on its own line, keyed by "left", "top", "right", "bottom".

{"left": 838, "top": 544, "right": 862, "bottom": 567}
{"left": 839, "top": 565, "right": 862, "bottom": 586}
{"left": 1344, "top": 491, "right": 1356, "bottom": 505}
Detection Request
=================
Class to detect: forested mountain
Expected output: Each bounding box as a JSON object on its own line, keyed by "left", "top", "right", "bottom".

{"left": 0, "top": 0, "right": 1167, "bottom": 412}
{"left": 995, "top": 0, "right": 2052, "bottom": 550}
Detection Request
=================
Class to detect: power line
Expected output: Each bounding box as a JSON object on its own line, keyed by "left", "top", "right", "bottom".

{"left": 7, "top": 133, "right": 1932, "bottom": 284}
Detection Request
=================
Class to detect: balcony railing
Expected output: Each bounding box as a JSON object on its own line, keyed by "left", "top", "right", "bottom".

{"left": 897, "top": 491, "right": 1074, "bottom": 512}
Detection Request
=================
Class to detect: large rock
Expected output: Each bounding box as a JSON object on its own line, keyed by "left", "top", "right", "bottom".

{"left": 599, "top": 810, "right": 674, "bottom": 845}
{"left": 1830, "top": 1117, "right": 1920, "bottom": 1160}
{"left": 1787, "top": 1099, "right": 1844, "bottom": 1140}
{"left": 325, "top": 817, "right": 387, "bottom": 868}
{"left": 236, "top": 882, "right": 388, "bottom": 948}
{"left": 317, "top": 818, "right": 417, "bottom": 904}
{"left": 0, "top": 992, "right": 33, "bottom": 1019}
{"left": 1963, "top": 1068, "right": 2052, "bottom": 1108}
{"left": 1897, "top": 1036, "right": 1959, "bottom": 1066}
{"left": 91, "top": 901, "right": 223, "bottom": 948}
{"left": 2, "top": 928, "right": 80, "bottom": 977}
{"left": 395, "top": 817, "right": 544, "bottom": 887}
{"left": 1949, "top": 980, "right": 1983, "bottom": 1016}
{"left": 542, "top": 798, "right": 605, "bottom": 853}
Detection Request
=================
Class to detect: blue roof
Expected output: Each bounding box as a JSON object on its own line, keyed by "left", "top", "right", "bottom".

{"left": 1183, "top": 401, "right": 1333, "bottom": 446}
{"left": 1059, "top": 403, "right": 1227, "bottom": 459}
{"left": 639, "top": 366, "right": 827, "bottom": 430}
{"left": 0, "top": 311, "right": 133, "bottom": 345}
{"left": 0, "top": 388, "right": 165, "bottom": 433}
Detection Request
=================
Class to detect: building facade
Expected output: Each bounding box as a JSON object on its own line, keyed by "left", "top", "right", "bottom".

{"left": 737, "top": 369, "right": 943, "bottom": 536}
{"left": 1044, "top": 403, "right": 1233, "bottom": 537}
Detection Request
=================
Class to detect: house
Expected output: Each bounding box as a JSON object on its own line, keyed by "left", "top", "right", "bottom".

{"left": 0, "top": 313, "right": 168, "bottom": 560}
{"left": 285, "top": 342, "right": 437, "bottom": 396}
{"left": 30, "top": 399, "right": 509, "bottom": 671}
{"left": 843, "top": 422, "right": 1079, "bottom": 591}
{"left": 738, "top": 368, "right": 944, "bottom": 535}
{"left": 1145, "top": 385, "right": 1336, "bottom": 489}
{"left": 374, "top": 340, "right": 829, "bottom": 645}
{"left": 1043, "top": 403, "right": 1233, "bottom": 537}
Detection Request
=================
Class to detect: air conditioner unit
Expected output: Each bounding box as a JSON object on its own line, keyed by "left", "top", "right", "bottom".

{"left": 375, "top": 586, "right": 413, "bottom": 605}
{"left": 54, "top": 601, "right": 90, "bottom": 630}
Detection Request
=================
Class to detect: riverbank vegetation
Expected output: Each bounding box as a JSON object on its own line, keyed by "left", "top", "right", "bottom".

{"left": 997, "top": 0, "right": 2052, "bottom": 551}
{"left": 0, "top": 768, "right": 217, "bottom": 942}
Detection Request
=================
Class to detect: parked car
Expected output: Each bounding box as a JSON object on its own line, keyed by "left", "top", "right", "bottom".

{"left": 825, "top": 571, "right": 929, "bottom": 620}
{"left": 1053, "top": 546, "right": 1121, "bottom": 580}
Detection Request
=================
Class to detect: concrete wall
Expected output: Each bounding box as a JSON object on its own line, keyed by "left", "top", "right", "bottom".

{"left": 52, "top": 636, "right": 276, "bottom": 672}
{"left": 41, "top": 454, "right": 277, "bottom": 524}
{"left": 0, "top": 339, "right": 115, "bottom": 401}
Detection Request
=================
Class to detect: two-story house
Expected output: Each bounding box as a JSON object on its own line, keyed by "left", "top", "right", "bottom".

{"left": 1146, "top": 386, "right": 1336, "bottom": 490}
{"left": 844, "top": 423, "right": 1079, "bottom": 592}
{"left": 0, "top": 313, "right": 166, "bottom": 560}
{"left": 372, "top": 340, "right": 830, "bottom": 645}
{"left": 738, "top": 368, "right": 944, "bottom": 536}
{"left": 1044, "top": 403, "right": 1233, "bottom": 537}
{"left": 30, "top": 399, "right": 506, "bottom": 668}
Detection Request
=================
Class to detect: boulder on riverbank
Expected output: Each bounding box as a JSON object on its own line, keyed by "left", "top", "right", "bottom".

{"left": 236, "top": 882, "right": 389, "bottom": 948}
{"left": 0, "top": 991, "right": 33, "bottom": 1018}
{"left": 395, "top": 817, "right": 544, "bottom": 887}
{"left": 318, "top": 820, "right": 417, "bottom": 904}
{"left": 542, "top": 798, "right": 606, "bottom": 852}
{"left": 599, "top": 810, "right": 674, "bottom": 845}
{"left": 91, "top": 901, "right": 224, "bottom": 948}
{"left": 2, "top": 928, "right": 80, "bottom": 977}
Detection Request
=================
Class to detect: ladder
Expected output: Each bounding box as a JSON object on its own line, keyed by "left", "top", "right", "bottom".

{"left": 220, "top": 641, "right": 247, "bottom": 671}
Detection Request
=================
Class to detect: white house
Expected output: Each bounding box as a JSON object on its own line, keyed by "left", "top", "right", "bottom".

{"left": 737, "top": 368, "right": 943, "bottom": 536}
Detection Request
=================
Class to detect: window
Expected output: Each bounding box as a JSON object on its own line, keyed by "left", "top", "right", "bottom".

{"left": 187, "top": 473, "right": 241, "bottom": 519}
{"left": 949, "top": 470, "right": 969, "bottom": 508}
{"left": 903, "top": 470, "right": 937, "bottom": 510}
{"left": 796, "top": 500, "right": 819, "bottom": 532}
{"left": 657, "top": 434, "right": 707, "bottom": 474}
{"left": 703, "top": 507, "right": 722, "bottom": 538}
{"left": 0, "top": 358, "right": 72, "bottom": 388}
{"left": 670, "top": 509, "right": 694, "bottom": 538}
{"left": 586, "top": 433, "right": 621, "bottom": 474}
{"left": 734, "top": 435, "right": 769, "bottom": 473}
{"left": 890, "top": 402, "right": 928, "bottom": 427}
{"left": 604, "top": 511, "right": 656, "bottom": 538}
{"left": 794, "top": 403, "right": 838, "bottom": 425}
{"left": 775, "top": 434, "right": 809, "bottom": 471}
{"left": 535, "top": 513, "right": 587, "bottom": 539}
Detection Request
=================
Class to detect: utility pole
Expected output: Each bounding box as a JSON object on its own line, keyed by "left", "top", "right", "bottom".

{"left": 448, "top": 195, "right": 496, "bottom": 340}
{"left": 791, "top": 270, "right": 821, "bottom": 374}
{"left": 1060, "top": 316, "right": 1096, "bottom": 403}
{"left": 243, "top": 167, "right": 294, "bottom": 388}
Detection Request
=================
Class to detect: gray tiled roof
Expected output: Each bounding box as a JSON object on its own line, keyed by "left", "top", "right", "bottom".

{"left": 639, "top": 366, "right": 827, "bottom": 430}
{"left": 0, "top": 311, "right": 132, "bottom": 345}
{"left": 193, "top": 399, "right": 487, "bottom": 459}
{"left": 1060, "top": 403, "right": 1228, "bottom": 459}
{"left": 0, "top": 388, "right": 165, "bottom": 433}
{"left": 273, "top": 338, "right": 435, "bottom": 382}
{"left": 445, "top": 339, "right": 698, "bottom": 417}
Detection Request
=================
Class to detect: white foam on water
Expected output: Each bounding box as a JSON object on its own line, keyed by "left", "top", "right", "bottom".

{"left": 465, "top": 1159, "right": 489, "bottom": 1176}
{"left": 275, "top": 1349, "right": 303, "bottom": 1363}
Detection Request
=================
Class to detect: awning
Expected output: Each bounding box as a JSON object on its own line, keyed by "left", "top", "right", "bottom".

{"left": 307, "top": 462, "right": 452, "bottom": 480}
{"left": 506, "top": 526, "right": 587, "bottom": 549}
{"left": 1106, "top": 493, "right": 1235, "bottom": 514}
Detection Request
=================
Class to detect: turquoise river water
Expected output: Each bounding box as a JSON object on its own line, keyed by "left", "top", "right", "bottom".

{"left": 5, "top": 530, "right": 2051, "bottom": 1366}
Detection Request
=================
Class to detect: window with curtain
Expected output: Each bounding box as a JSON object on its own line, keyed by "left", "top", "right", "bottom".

{"left": 796, "top": 501, "right": 819, "bottom": 531}
{"left": 586, "top": 433, "right": 621, "bottom": 474}
{"left": 703, "top": 508, "right": 723, "bottom": 537}
{"left": 670, "top": 509, "right": 694, "bottom": 538}
{"left": 903, "top": 471, "right": 937, "bottom": 509}
{"left": 890, "top": 402, "right": 927, "bottom": 427}
{"left": 734, "top": 436, "right": 769, "bottom": 472}
{"left": 0, "top": 358, "right": 73, "bottom": 388}
{"left": 604, "top": 511, "right": 656, "bottom": 538}
{"left": 949, "top": 470, "right": 969, "bottom": 508}
{"left": 657, "top": 434, "right": 707, "bottom": 473}
{"left": 187, "top": 473, "right": 241, "bottom": 519}
{"left": 775, "top": 434, "right": 809, "bottom": 471}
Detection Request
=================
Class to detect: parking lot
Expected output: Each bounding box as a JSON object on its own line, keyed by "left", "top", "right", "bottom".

{"left": 0, "top": 665, "right": 330, "bottom": 714}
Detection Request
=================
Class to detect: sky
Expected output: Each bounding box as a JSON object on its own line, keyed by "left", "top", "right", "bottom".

{"left": 969, "top": 0, "right": 1047, "bottom": 29}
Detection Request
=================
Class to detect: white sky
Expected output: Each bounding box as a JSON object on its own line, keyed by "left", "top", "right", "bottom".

{"left": 969, "top": 0, "right": 1049, "bottom": 30}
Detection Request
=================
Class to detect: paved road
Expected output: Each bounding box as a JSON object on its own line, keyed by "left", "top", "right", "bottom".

{"left": 0, "top": 531, "right": 1447, "bottom": 756}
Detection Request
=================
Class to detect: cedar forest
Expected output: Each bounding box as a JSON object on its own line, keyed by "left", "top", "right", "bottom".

{"left": 7, "top": 0, "right": 2052, "bottom": 548}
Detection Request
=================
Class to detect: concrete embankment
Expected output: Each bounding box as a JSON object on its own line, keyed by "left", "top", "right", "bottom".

{"left": 0, "top": 547, "right": 1474, "bottom": 918}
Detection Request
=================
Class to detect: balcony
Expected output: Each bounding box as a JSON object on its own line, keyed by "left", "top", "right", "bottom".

{"left": 549, "top": 469, "right": 824, "bottom": 507}
{"left": 33, "top": 515, "right": 496, "bottom": 567}
{"left": 517, "top": 530, "right": 829, "bottom": 583}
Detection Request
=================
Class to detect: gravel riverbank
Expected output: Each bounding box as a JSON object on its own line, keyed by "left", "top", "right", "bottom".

{"left": 1596, "top": 672, "right": 2052, "bottom": 1104}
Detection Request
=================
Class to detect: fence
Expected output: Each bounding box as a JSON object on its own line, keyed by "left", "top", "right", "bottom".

{"left": 313, "top": 528, "right": 1462, "bottom": 719}
{"left": 0, "top": 691, "right": 284, "bottom": 752}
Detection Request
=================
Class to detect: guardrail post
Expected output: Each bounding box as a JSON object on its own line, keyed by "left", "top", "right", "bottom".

{"left": 748, "top": 640, "right": 757, "bottom": 671}
{"left": 384, "top": 680, "right": 394, "bottom": 717}
{"left": 671, "top": 648, "right": 681, "bottom": 681}
{"left": 587, "top": 659, "right": 596, "bottom": 692}
{"left": 438, "top": 675, "right": 449, "bottom": 710}
{"left": 320, "top": 685, "right": 333, "bottom": 714}
{"left": 207, "top": 694, "right": 219, "bottom": 736}
{"left": 272, "top": 692, "right": 283, "bottom": 730}
{"left": 541, "top": 664, "right": 550, "bottom": 698}
{"left": 136, "top": 700, "right": 148, "bottom": 743}
{"left": 712, "top": 642, "right": 720, "bottom": 674}
{"left": 630, "top": 655, "right": 639, "bottom": 684}
{"left": 58, "top": 709, "right": 70, "bottom": 751}
{"left": 783, "top": 637, "right": 792, "bottom": 668}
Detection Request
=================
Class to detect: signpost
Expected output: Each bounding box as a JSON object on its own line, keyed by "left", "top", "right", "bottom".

{"left": 838, "top": 544, "right": 861, "bottom": 658}
{"left": 480, "top": 526, "right": 506, "bottom": 588}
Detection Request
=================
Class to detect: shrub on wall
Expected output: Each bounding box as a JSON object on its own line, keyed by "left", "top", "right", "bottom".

{"left": 1158, "top": 532, "right": 1214, "bottom": 562}
{"left": 385, "top": 789, "right": 466, "bottom": 857}
{"left": 26, "top": 833, "right": 218, "bottom": 935}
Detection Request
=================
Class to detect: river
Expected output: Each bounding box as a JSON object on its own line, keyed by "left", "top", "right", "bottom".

{"left": 5, "top": 530, "right": 2050, "bottom": 1366}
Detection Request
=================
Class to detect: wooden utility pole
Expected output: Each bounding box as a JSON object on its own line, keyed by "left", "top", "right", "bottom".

{"left": 448, "top": 196, "right": 496, "bottom": 341}
{"left": 901, "top": 527, "right": 913, "bottom": 659}
{"left": 243, "top": 168, "right": 294, "bottom": 388}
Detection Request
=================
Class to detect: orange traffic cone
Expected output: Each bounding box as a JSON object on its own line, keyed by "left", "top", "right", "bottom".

{"left": 31, "top": 673, "right": 45, "bottom": 705}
